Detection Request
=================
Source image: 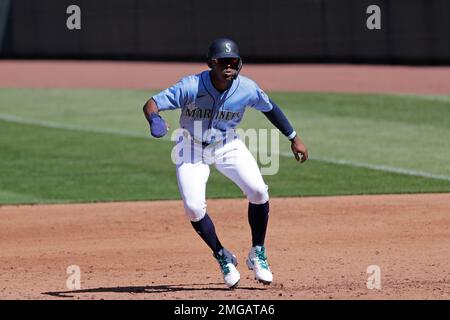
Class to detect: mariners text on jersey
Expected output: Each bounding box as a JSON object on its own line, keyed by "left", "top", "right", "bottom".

{"left": 183, "top": 107, "right": 242, "bottom": 121}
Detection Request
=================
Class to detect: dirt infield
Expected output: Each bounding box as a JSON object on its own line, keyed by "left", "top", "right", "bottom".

{"left": 1, "top": 60, "right": 450, "bottom": 94}
{"left": 0, "top": 194, "right": 449, "bottom": 300}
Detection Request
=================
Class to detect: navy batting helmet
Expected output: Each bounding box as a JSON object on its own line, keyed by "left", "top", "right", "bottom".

{"left": 207, "top": 38, "right": 243, "bottom": 79}
{"left": 207, "top": 38, "right": 241, "bottom": 60}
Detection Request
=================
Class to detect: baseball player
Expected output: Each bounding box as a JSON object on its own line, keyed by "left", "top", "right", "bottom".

{"left": 143, "top": 38, "right": 308, "bottom": 288}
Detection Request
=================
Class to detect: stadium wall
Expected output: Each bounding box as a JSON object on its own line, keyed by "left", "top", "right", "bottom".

{"left": 0, "top": 0, "right": 449, "bottom": 64}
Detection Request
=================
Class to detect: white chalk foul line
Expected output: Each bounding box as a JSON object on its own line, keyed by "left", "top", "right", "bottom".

{"left": 280, "top": 151, "right": 450, "bottom": 182}
{"left": 0, "top": 113, "right": 149, "bottom": 138}
{"left": 1, "top": 113, "right": 449, "bottom": 182}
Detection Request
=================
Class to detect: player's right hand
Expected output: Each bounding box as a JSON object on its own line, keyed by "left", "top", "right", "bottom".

{"left": 290, "top": 136, "right": 308, "bottom": 163}
{"left": 148, "top": 113, "right": 168, "bottom": 138}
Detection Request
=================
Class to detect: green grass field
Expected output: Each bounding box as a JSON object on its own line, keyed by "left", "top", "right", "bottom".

{"left": 1, "top": 88, "right": 449, "bottom": 204}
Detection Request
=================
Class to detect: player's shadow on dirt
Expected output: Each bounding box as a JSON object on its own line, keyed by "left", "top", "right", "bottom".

{"left": 42, "top": 283, "right": 267, "bottom": 298}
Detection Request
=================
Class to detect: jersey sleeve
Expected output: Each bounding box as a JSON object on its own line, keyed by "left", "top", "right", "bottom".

{"left": 151, "top": 77, "right": 191, "bottom": 111}
{"left": 250, "top": 82, "right": 273, "bottom": 112}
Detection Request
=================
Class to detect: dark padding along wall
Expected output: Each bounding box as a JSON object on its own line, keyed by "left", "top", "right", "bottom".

{"left": 1, "top": 0, "right": 449, "bottom": 64}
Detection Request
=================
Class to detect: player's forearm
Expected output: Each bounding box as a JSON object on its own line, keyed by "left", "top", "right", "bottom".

{"left": 263, "top": 99, "right": 297, "bottom": 140}
{"left": 143, "top": 98, "right": 168, "bottom": 138}
{"left": 143, "top": 98, "right": 160, "bottom": 117}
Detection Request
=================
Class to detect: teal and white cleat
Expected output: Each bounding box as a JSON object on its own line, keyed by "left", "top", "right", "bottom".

{"left": 246, "top": 245, "right": 273, "bottom": 285}
{"left": 213, "top": 248, "right": 240, "bottom": 288}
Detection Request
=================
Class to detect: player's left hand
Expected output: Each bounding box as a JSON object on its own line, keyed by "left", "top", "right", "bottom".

{"left": 290, "top": 136, "right": 308, "bottom": 163}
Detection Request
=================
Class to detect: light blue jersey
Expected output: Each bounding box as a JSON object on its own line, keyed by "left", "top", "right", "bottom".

{"left": 152, "top": 70, "right": 273, "bottom": 144}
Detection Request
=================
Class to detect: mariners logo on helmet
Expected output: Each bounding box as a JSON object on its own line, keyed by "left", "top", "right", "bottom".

{"left": 207, "top": 38, "right": 240, "bottom": 60}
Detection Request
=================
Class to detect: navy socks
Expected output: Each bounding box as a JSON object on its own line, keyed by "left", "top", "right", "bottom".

{"left": 248, "top": 201, "right": 270, "bottom": 247}
{"left": 191, "top": 213, "right": 223, "bottom": 253}
{"left": 191, "top": 202, "right": 269, "bottom": 252}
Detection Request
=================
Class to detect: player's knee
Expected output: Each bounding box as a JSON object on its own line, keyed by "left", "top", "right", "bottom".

{"left": 247, "top": 184, "right": 269, "bottom": 204}
{"left": 184, "top": 200, "right": 206, "bottom": 222}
